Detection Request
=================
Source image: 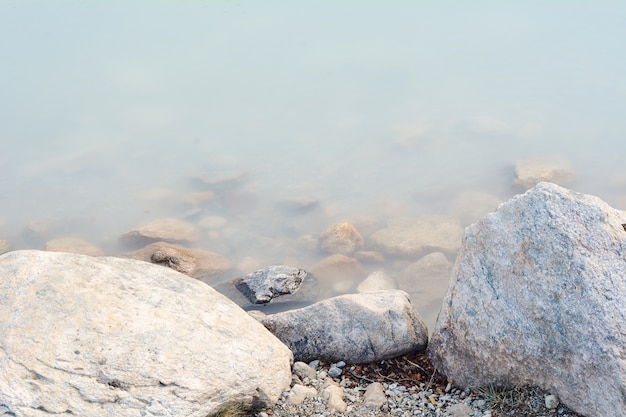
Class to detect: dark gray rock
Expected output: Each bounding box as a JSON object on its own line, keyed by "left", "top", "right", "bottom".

{"left": 428, "top": 182, "right": 626, "bottom": 417}
{"left": 235, "top": 265, "right": 311, "bottom": 304}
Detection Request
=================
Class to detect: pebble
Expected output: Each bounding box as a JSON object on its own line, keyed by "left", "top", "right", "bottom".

{"left": 328, "top": 366, "right": 342, "bottom": 378}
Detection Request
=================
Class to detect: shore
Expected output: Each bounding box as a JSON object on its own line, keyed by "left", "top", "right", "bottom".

{"left": 253, "top": 351, "right": 585, "bottom": 417}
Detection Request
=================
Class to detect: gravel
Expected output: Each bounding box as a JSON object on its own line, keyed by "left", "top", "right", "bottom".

{"left": 254, "top": 352, "right": 586, "bottom": 417}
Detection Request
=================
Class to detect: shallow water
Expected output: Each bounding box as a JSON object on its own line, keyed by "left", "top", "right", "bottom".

{"left": 1, "top": 1, "right": 625, "bottom": 330}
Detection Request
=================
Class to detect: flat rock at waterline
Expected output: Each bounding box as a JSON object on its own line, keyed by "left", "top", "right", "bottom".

{"left": 0, "top": 250, "right": 293, "bottom": 417}
{"left": 120, "top": 217, "right": 199, "bottom": 243}
{"left": 123, "top": 241, "right": 230, "bottom": 284}
{"left": 428, "top": 182, "right": 626, "bottom": 417}
{"left": 214, "top": 265, "right": 319, "bottom": 310}
{"left": 252, "top": 290, "right": 428, "bottom": 363}
{"left": 369, "top": 216, "right": 463, "bottom": 259}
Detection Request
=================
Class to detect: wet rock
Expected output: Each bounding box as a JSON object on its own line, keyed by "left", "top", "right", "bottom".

{"left": 123, "top": 241, "right": 230, "bottom": 284}
{"left": 319, "top": 222, "right": 364, "bottom": 255}
{"left": 0, "top": 250, "right": 292, "bottom": 417}
{"left": 452, "top": 190, "right": 503, "bottom": 226}
{"left": 120, "top": 218, "right": 199, "bottom": 243}
{"left": 255, "top": 290, "right": 428, "bottom": 363}
{"left": 369, "top": 216, "right": 463, "bottom": 259}
{"left": 215, "top": 266, "right": 319, "bottom": 311}
{"left": 45, "top": 237, "right": 104, "bottom": 257}
{"left": 397, "top": 252, "right": 453, "bottom": 328}
{"left": 428, "top": 182, "right": 626, "bottom": 417}
{"left": 0, "top": 239, "right": 10, "bottom": 255}
{"left": 352, "top": 250, "right": 385, "bottom": 263}
{"left": 513, "top": 157, "right": 575, "bottom": 189}
{"left": 310, "top": 254, "right": 367, "bottom": 289}
{"left": 234, "top": 265, "right": 311, "bottom": 304}
{"left": 357, "top": 269, "right": 397, "bottom": 293}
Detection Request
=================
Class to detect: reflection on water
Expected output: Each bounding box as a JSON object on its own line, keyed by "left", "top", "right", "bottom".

{"left": 1, "top": 1, "right": 625, "bottom": 331}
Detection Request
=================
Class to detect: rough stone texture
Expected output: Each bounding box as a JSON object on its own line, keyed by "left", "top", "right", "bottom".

{"left": 369, "top": 216, "right": 463, "bottom": 259}
{"left": 428, "top": 182, "right": 626, "bottom": 417}
{"left": 234, "top": 265, "right": 311, "bottom": 304}
{"left": 513, "top": 157, "right": 575, "bottom": 189}
{"left": 123, "top": 241, "right": 230, "bottom": 284}
{"left": 45, "top": 237, "right": 104, "bottom": 257}
{"left": 215, "top": 266, "right": 319, "bottom": 313}
{"left": 362, "top": 382, "right": 386, "bottom": 409}
{"left": 0, "top": 250, "right": 292, "bottom": 417}
{"left": 319, "top": 222, "right": 364, "bottom": 255}
{"left": 255, "top": 290, "right": 428, "bottom": 364}
{"left": 120, "top": 218, "right": 199, "bottom": 243}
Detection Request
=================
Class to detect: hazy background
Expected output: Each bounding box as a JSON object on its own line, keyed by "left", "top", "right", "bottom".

{"left": 1, "top": 1, "right": 625, "bottom": 326}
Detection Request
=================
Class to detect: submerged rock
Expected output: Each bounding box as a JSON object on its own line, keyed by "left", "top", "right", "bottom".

{"left": 428, "top": 182, "right": 626, "bottom": 417}
{"left": 369, "top": 216, "right": 463, "bottom": 259}
{"left": 123, "top": 241, "right": 230, "bottom": 283}
{"left": 45, "top": 236, "right": 104, "bottom": 256}
{"left": 253, "top": 290, "right": 428, "bottom": 363}
{"left": 318, "top": 222, "right": 364, "bottom": 255}
{"left": 0, "top": 250, "right": 292, "bottom": 417}
{"left": 513, "top": 157, "right": 575, "bottom": 189}
{"left": 120, "top": 217, "right": 199, "bottom": 244}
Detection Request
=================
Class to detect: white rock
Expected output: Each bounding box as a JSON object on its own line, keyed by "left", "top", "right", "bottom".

{"left": 428, "top": 182, "right": 626, "bottom": 417}
{"left": 363, "top": 382, "right": 387, "bottom": 409}
{"left": 0, "top": 250, "right": 292, "bottom": 417}
{"left": 322, "top": 379, "right": 347, "bottom": 413}
{"left": 545, "top": 393, "right": 560, "bottom": 409}
{"left": 285, "top": 384, "right": 317, "bottom": 405}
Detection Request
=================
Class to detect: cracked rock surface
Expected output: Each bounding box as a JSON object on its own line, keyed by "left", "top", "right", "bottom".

{"left": 0, "top": 250, "right": 292, "bottom": 417}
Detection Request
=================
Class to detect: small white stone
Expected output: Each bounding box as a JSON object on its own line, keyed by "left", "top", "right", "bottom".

{"left": 545, "top": 393, "right": 559, "bottom": 409}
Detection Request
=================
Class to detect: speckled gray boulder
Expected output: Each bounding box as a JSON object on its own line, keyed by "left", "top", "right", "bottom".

{"left": 428, "top": 182, "right": 626, "bottom": 417}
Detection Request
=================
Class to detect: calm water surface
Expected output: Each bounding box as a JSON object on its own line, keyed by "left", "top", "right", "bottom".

{"left": 1, "top": 1, "right": 625, "bottom": 329}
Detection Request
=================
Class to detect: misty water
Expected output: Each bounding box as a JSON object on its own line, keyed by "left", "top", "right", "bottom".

{"left": 2, "top": 2, "right": 625, "bottom": 329}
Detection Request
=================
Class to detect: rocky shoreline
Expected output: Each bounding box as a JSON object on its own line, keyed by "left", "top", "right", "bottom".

{"left": 254, "top": 352, "right": 584, "bottom": 417}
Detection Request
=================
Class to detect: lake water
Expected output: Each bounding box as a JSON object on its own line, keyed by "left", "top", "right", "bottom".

{"left": 2, "top": 1, "right": 625, "bottom": 330}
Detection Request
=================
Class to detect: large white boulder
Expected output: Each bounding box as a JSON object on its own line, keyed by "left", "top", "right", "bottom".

{"left": 428, "top": 182, "right": 626, "bottom": 417}
{"left": 0, "top": 250, "right": 292, "bottom": 417}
